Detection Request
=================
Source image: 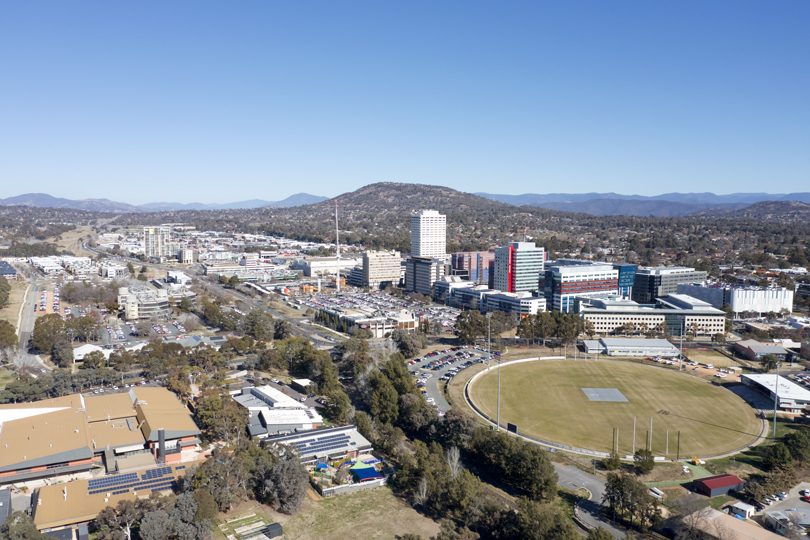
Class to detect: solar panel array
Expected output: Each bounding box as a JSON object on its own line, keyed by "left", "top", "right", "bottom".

{"left": 87, "top": 467, "right": 176, "bottom": 495}
{"left": 290, "top": 433, "right": 351, "bottom": 456}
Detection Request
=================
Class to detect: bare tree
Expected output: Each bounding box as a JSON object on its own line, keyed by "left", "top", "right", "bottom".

{"left": 446, "top": 446, "right": 462, "bottom": 478}
{"left": 413, "top": 476, "right": 428, "bottom": 506}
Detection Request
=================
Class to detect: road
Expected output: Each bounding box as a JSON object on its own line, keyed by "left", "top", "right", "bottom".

{"left": 553, "top": 462, "right": 625, "bottom": 538}
{"left": 12, "top": 269, "right": 51, "bottom": 371}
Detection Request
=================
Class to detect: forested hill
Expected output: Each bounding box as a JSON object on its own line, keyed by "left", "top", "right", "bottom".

{"left": 114, "top": 182, "right": 576, "bottom": 253}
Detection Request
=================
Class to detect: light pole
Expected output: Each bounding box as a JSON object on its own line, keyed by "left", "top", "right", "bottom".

{"left": 772, "top": 361, "right": 781, "bottom": 439}
{"left": 487, "top": 313, "right": 501, "bottom": 431}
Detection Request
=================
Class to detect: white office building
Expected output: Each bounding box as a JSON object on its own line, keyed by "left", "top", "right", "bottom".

{"left": 362, "top": 250, "right": 402, "bottom": 289}
{"left": 143, "top": 226, "right": 172, "bottom": 259}
{"left": 410, "top": 210, "right": 446, "bottom": 258}
{"left": 483, "top": 291, "right": 546, "bottom": 316}
{"left": 677, "top": 284, "right": 794, "bottom": 316}
{"left": 579, "top": 294, "right": 726, "bottom": 337}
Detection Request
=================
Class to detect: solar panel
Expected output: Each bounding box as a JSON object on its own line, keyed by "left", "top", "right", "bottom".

{"left": 88, "top": 468, "right": 177, "bottom": 495}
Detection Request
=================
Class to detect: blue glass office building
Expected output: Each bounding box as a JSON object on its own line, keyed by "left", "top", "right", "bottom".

{"left": 613, "top": 263, "right": 637, "bottom": 299}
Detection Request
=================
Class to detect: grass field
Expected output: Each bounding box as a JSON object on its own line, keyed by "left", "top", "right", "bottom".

{"left": 683, "top": 348, "right": 737, "bottom": 368}
{"left": 281, "top": 487, "right": 439, "bottom": 540}
{"left": 50, "top": 226, "right": 96, "bottom": 257}
{"left": 468, "top": 359, "right": 762, "bottom": 458}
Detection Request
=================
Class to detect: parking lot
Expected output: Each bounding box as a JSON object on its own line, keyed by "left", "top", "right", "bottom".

{"left": 754, "top": 481, "right": 810, "bottom": 534}
{"left": 294, "top": 290, "right": 460, "bottom": 332}
{"left": 408, "top": 346, "right": 496, "bottom": 414}
{"left": 789, "top": 370, "right": 810, "bottom": 390}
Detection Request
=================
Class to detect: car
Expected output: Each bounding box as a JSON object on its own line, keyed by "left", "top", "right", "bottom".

{"left": 801, "top": 496, "right": 810, "bottom": 503}
{"left": 800, "top": 490, "right": 810, "bottom": 497}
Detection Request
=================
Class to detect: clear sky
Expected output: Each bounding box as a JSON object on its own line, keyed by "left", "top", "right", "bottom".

{"left": 1, "top": 1, "right": 808, "bottom": 203}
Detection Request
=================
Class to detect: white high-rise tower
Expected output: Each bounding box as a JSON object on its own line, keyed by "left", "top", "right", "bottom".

{"left": 410, "top": 210, "right": 446, "bottom": 258}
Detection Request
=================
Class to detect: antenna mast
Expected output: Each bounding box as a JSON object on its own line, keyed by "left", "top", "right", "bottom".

{"left": 335, "top": 202, "right": 341, "bottom": 292}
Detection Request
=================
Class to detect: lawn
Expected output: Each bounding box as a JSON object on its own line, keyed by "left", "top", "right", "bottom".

{"left": 0, "top": 278, "right": 28, "bottom": 330}
{"left": 0, "top": 368, "right": 14, "bottom": 390}
{"left": 683, "top": 348, "right": 738, "bottom": 368}
{"left": 468, "top": 359, "right": 762, "bottom": 458}
{"left": 281, "top": 487, "right": 439, "bottom": 540}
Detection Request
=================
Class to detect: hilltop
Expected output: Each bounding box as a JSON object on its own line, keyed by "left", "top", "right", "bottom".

{"left": 252, "top": 182, "right": 563, "bottom": 252}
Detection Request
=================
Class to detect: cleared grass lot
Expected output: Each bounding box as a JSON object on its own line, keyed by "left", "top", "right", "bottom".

{"left": 281, "top": 487, "right": 439, "bottom": 540}
{"left": 683, "top": 348, "right": 738, "bottom": 368}
{"left": 468, "top": 359, "right": 762, "bottom": 457}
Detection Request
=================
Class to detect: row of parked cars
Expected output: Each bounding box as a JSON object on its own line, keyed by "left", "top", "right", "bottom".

{"left": 790, "top": 372, "right": 810, "bottom": 389}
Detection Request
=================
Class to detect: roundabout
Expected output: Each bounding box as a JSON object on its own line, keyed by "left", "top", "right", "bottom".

{"left": 466, "top": 358, "right": 764, "bottom": 458}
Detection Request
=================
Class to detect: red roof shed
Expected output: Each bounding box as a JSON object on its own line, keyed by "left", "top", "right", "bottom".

{"left": 693, "top": 474, "right": 744, "bottom": 497}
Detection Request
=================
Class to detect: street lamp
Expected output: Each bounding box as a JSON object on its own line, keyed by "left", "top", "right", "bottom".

{"left": 773, "top": 360, "right": 781, "bottom": 440}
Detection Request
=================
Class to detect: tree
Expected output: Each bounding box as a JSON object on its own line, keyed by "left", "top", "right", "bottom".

{"left": 81, "top": 350, "right": 106, "bottom": 369}
{"left": 51, "top": 337, "right": 74, "bottom": 368}
{"left": 367, "top": 371, "right": 400, "bottom": 425}
{"left": 454, "top": 311, "right": 486, "bottom": 345}
{"left": 0, "top": 511, "right": 46, "bottom": 539}
{"left": 0, "top": 320, "right": 18, "bottom": 363}
{"left": 633, "top": 448, "right": 655, "bottom": 475}
{"left": 178, "top": 297, "right": 193, "bottom": 313}
{"left": 260, "top": 449, "right": 309, "bottom": 513}
{"left": 391, "top": 329, "right": 427, "bottom": 358}
{"left": 783, "top": 429, "right": 810, "bottom": 463}
{"left": 603, "top": 452, "right": 621, "bottom": 471}
{"left": 763, "top": 442, "right": 793, "bottom": 471}
{"left": 138, "top": 509, "right": 173, "bottom": 540}
{"left": 31, "top": 313, "right": 66, "bottom": 353}
{"left": 603, "top": 472, "right": 659, "bottom": 529}
{"left": 196, "top": 390, "right": 248, "bottom": 443}
{"left": 240, "top": 309, "right": 275, "bottom": 341}
{"left": 0, "top": 276, "right": 10, "bottom": 309}
{"left": 761, "top": 354, "right": 780, "bottom": 372}
{"left": 492, "top": 498, "right": 579, "bottom": 540}
{"left": 95, "top": 499, "right": 142, "bottom": 540}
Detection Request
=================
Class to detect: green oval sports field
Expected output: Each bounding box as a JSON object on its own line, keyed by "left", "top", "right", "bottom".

{"left": 468, "top": 359, "right": 762, "bottom": 457}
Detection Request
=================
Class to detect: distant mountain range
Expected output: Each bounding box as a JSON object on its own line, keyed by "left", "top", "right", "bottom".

{"left": 2, "top": 188, "right": 809, "bottom": 218}
{"left": 476, "top": 191, "right": 810, "bottom": 216}
{"left": 0, "top": 192, "right": 327, "bottom": 213}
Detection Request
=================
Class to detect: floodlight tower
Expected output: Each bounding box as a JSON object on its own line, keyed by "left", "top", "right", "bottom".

{"left": 335, "top": 202, "right": 341, "bottom": 293}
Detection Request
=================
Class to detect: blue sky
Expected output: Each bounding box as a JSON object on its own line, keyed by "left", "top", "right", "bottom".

{"left": 1, "top": 1, "right": 808, "bottom": 203}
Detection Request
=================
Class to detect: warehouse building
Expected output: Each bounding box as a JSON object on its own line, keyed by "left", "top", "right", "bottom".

{"left": 0, "top": 387, "right": 200, "bottom": 485}
{"left": 582, "top": 338, "right": 680, "bottom": 357}
{"left": 692, "top": 474, "right": 744, "bottom": 497}
{"left": 734, "top": 339, "right": 790, "bottom": 362}
{"left": 740, "top": 374, "right": 810, "bottom": 412}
